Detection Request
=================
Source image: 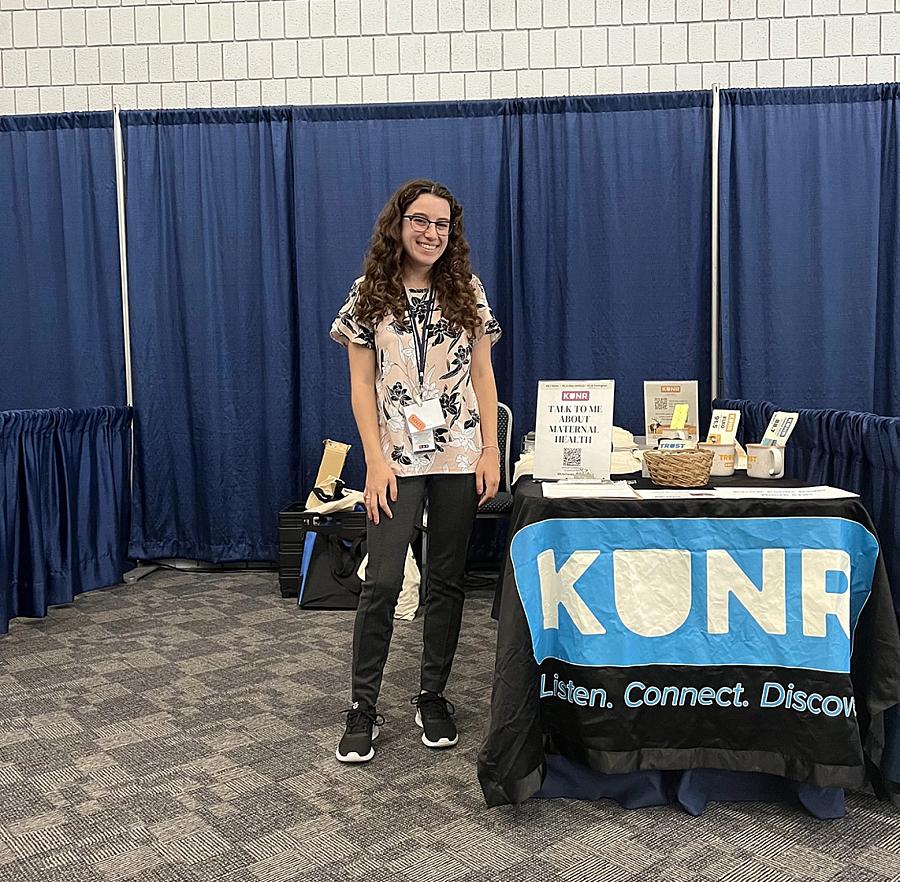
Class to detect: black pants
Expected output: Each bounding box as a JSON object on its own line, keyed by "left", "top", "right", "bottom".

{"left": 351, "top": 473, "right": 479, "bottom": 708}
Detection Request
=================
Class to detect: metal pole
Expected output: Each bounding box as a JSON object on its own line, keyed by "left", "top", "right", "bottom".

{"left": 114, "top": 105, "right": 160, "bottom": 581}
{"left": 710, "top": 83, "right": 721, "bottom": 406}
{"left": 113, "top": 105, "right": 135, "bottom": 477}
{"left": 113, "top": 106, "right": 133, "bottom": 410}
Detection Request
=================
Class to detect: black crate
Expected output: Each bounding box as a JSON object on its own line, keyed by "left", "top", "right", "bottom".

{"left": 277, "top": 504, "right": 367, "bottom": 599}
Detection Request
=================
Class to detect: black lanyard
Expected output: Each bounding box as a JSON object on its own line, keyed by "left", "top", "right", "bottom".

{"left": 406, "top": 288, "right": 435, "bottom": 390}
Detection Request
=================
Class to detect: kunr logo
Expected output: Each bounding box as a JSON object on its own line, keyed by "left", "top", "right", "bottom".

{"left": 536, "top": 547, "right": 849, "bottom": 639}
{"left": 562, "top": 391, "right": 590, "bottom": 401}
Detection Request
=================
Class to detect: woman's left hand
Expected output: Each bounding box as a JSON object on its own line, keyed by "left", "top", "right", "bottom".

{"left": 476, "top": 449, "right": 501, "bottom": 507}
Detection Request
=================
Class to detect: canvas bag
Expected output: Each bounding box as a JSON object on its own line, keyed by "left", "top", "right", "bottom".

{"left": 356, "top": 548, "right": 420, "bottom": 622}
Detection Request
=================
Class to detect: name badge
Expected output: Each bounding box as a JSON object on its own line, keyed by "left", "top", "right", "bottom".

{"left": 403, "top": 397, "right": 444, "bottom": 434}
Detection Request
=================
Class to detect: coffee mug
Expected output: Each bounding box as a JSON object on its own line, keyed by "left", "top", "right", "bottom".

{"left": 746, "top": 443, "right": 785, "bottom": 479}
{"left": 698, "top": 442, "right": 735, "bottom": 477}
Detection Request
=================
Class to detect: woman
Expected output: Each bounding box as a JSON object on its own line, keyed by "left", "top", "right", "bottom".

{"left": 330, "top": 179, "right": 502, "bottom": 763}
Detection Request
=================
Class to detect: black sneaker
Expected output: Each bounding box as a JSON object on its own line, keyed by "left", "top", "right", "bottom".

{"left": 336, "top": 703, "right": 383, "bottom": 763}
{"left": 411, "top": 692, "right": 458, "bottom": 748}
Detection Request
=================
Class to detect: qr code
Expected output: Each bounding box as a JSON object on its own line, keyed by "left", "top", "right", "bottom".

{"left": 654, "top": 397, "right": 668, "bottom": 409}
{"left": 562, "top": 447, "right": 582, "bottom": 468}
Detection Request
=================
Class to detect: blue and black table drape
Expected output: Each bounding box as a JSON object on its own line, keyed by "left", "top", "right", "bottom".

{"left": 0, "top": 407, "right": 131, "bottom": 634}
{"left": 479, "top": 478, "right": 900, "bottom": 814}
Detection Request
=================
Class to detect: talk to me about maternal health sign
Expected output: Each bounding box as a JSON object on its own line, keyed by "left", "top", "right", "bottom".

{"left": 533, "top": 381, "right": 615, "bottom": 481}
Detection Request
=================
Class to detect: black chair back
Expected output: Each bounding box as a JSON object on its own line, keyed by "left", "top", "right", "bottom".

{"left": 497, "top": 402, "right": 513, "bottom": 493}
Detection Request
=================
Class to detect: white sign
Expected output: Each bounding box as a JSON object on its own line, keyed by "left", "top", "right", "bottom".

{"left": 760, "top": 411, "right": 799, "bottom": 447}
{"left": 643, "top": 380, "right": 700, "bottom": 442}
{"left": 534, "top": 380, "right": 615, "bottom": 480}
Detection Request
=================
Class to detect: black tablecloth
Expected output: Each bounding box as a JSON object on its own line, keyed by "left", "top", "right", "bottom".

{"left": 478, "top": 477, "right": 900, "bottom": 809}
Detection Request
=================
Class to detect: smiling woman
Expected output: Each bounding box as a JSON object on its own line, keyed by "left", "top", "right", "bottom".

{"left": 328, "top": 179, "right": 502, "bottom": 765}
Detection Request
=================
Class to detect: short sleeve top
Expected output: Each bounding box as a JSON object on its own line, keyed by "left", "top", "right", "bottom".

{"left": 330, "top": 275, "right": 502, "bottom": 476}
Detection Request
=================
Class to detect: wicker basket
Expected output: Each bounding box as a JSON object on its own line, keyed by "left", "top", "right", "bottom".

{"left": 644, "top": 448, "right": 714, "bottom": 488}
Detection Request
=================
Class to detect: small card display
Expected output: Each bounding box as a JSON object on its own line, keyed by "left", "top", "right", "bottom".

{"left": 760, "top": 411, "right": 799, "bottom": 447}
{"left": 706, "top": 409, "right": 741, "bottom": 445}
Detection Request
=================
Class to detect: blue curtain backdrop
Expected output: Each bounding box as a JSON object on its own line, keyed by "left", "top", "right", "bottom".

{"left": 719, "top": 86, "right": 900, "bottom": 416}
{"left": 16, "top": 92, "right": 900, "bottom": 565}
{"left": 0, "top": 407, "right": 131, "bottom": 634}
{"left": 291, "top": 101, "right": 514, "bottom": 491}
{"left": 0, "top": 113, "right": 125, "bottom": 410}
{"left": 511, "top": 93, "right": 713, "bottom": 436}
{"left": 124, "top": 98, "right": 714, "bottom": 560}
{"left": 123, "top": 109, "right": 302, "bottom": 561}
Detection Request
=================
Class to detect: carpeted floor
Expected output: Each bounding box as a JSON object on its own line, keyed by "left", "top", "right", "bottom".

{"left": 0, "top": 571, "right": 898, "bottom": 882}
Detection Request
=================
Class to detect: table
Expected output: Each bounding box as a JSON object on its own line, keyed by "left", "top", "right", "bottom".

{"left": 477, "top": 477, "right": 900, "bottom": 816}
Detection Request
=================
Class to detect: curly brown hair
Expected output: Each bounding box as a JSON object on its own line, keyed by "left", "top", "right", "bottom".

{"left": 355, "top": 179, "right": 482, "bottom": 338}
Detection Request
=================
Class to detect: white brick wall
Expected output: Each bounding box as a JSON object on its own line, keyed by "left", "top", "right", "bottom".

{"left": 0, "top": 0, "right": 899, "bottom": 114}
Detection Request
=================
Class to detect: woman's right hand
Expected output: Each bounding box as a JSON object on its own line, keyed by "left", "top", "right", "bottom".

{"left": 364, "top": 458, "right": 397, "bottom": 525}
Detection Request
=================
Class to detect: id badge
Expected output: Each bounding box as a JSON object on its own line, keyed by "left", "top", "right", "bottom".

{"left": 410, "top": 429, "right": 436, "bottom": 453}
{"left": 403, "top": 397, "right": 444, "bottom": 434}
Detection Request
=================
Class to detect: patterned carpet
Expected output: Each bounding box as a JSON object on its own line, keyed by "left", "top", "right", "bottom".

{"left": 0, "top": 571, "right": 899, "bottom": 882}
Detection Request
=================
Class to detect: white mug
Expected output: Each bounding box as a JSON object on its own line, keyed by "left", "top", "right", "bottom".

{"left": 746, "top": 443, "right": 785, "bottom": 479}
{"left": 698, "top": 442, "right": 736, "bottom": 477}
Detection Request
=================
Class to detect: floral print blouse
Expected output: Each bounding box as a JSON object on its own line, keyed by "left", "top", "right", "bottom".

{"left": 330, "top": 275, "right": 502, "bottom": 477}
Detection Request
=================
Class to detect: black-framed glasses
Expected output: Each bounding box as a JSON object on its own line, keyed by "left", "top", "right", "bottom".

{"left": 403, "top": 214, "right": 452, "bottom": 236}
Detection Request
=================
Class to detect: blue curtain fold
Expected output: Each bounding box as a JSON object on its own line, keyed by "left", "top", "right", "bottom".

{"left": 719, "top": 86, "right": 900, "bottom": 416}
{"left": 0, "top": 406, "right": 131, "bottom": 635}
{"left": 511, "top": 92, "right": 713, "bottom": 436}
{"left": 0, "top": 113, "right": 125, "bottom": 410}
{"left": 716, "top": 398, "right": 900, "bottom": 618}
{"left": 123, "top": 108, "right": 302, "bottom": 562}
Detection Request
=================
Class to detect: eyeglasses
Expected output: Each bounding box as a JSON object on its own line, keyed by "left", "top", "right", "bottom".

{"left": 403, "top": 214, "right": 452, "bottom": 236}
